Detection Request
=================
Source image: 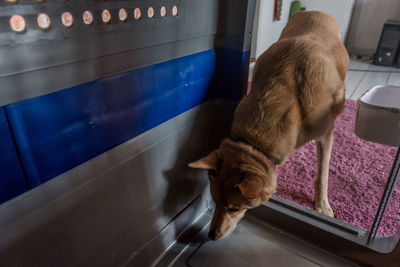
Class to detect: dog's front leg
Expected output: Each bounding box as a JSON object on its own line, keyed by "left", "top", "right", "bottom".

{"left": 314, "top": 127, "right": 334, "bottom": 217}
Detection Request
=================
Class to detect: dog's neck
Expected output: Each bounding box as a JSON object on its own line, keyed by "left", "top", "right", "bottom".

{"left": 230, "top": 137, "right": 276, "bottom": 168}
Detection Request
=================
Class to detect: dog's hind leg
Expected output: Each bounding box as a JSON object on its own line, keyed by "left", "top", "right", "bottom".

{"left": 314, "top": 127, "right": 334, "bottom": 217}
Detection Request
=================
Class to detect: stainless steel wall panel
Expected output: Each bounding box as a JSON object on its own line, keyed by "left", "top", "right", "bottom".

{"left": 0, "top": 100, "right": 235, "bottom": 267}
{"left": 0, "top": 0, "right": 219, "bottom": 106}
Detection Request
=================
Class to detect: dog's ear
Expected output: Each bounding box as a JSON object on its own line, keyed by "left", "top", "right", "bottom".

{"left": 188, "top": 150, "right": 221, "bottom": 170}
{"left": 238, "top": 175, "right": 276, "bottom": 202}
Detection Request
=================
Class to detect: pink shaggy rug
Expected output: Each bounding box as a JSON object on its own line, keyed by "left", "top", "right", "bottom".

{"left": 275, "top": 100, "right": 399, "bottom": 236}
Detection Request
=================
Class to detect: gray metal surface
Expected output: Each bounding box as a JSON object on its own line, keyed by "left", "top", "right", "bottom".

{"left": 0, "top": 0, "right": 219, "bottom": 106}
{"left": 158, "top": 212, "right": 357, "bottom": 267}
{"left": 0, "top": 0, "right": 256, "bottom": 106}
{"left": 243, "top": 0, "right": 257, "bottom": 52}
{"left": 214, "top": 0, "right": 256, "bottom": 51}
{"left": 0, "top": 0, "right": 216, "bottom": 76}
{"left": 0, "top": 99, "right": 235, "bottom": 267}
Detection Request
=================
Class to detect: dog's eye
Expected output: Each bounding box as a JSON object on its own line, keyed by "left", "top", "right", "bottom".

{"left": 228, "top": 207, "right": 239, "bottom": 212}
{"left": 208, "top": 169, "right": 217, "bottom": 178}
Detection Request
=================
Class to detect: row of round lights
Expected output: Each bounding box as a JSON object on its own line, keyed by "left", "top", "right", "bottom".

{"left": 10, "top": 6, "right": 178, "bottom": 33}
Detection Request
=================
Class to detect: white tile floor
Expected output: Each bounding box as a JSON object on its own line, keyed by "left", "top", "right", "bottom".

{"left": 346, "top": 58, "right": 400, "bottom": 100}
{"left": 248, "top": 59, "right": 400, "bottom": 101}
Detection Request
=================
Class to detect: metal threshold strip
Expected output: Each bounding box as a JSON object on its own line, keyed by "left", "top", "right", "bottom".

{"left": 155, "top": 209, "right": 357, "bottom": 267}
{"left": 250, "top": 196, "right": 400, "bottom": 257}
{"left": 156, "top": 192, "right": 400, "bottom": 266}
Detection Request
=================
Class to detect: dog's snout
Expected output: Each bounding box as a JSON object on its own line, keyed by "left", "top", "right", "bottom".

{"left": 208, "top": 229, "right": 216, "bottom": 240}
{"left": 208, "top": 229, "right": 221, "bottom": 241}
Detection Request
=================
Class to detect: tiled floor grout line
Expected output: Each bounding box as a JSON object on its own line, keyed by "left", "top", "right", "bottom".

{"left": 349, "top": 71, "right": 368, "bottom": 100}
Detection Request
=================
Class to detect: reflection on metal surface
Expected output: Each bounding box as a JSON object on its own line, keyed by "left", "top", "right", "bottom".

{"left": 160, "top": 6, "right": 167, "bottom": 17}
{"left": 5, "top": 0, "right": 18, "bottom": 3}
{"left": 163, "top": 214, "right": 353, "bottom": 267}
{"left": 172, "top": 6, "right": 178, "bottom": 16}
{"left": 1, "top": 0, "right": 217, "bottom": 107}
{"left": 10, "top": 15, "right": 26, "bottom": 33}
{"left": 119, "top": 8, "right": 127, "bottom": 22}
{"left": 61, "top": 12, "right": 73, "bottom": 27}
{"left": 102, "top": 9, "right": 111, "bottom": 24}
{"left": 148, "top": 7, "right": 154, "bottom": 18}
{"left": 0, "top": 109, "right": 28, "bottom": 204}
{"left": 134, "top": 8, "right": 141, "bottom": 20}
{"left": 0, "top": 99, "right": 232, "bottom": 266}
{"left": 37, "top": 13, "right": 51, "bottom": 30}
{"left": 368, "top": 147, "right": 400, "bottom": 242}
{"left": 82, "top": 11, "right": 93, "bottom": 25}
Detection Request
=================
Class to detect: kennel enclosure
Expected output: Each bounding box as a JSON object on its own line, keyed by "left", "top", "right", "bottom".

{"left": 0, "top": 1, "right": 399, "bottom": 266}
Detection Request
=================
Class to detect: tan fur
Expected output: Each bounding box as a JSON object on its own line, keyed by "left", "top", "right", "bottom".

{"left": 189, "top": 11, "right": 349, "bottom": 241}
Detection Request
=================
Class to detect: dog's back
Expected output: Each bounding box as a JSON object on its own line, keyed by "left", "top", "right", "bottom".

{"left": 232, "top": 11, "right": 349, "bottom": 164}
{"left": 280, "top": 11, "right": 348, "bottom": 80}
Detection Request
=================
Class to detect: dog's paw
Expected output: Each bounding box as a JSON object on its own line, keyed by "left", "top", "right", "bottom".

{"left": 314, "top": 202, "right": 334, "bottom": 217}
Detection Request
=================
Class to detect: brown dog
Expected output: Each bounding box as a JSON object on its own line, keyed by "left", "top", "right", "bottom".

{"left": 189, "top": 11, "right": 349, "bottom": 241}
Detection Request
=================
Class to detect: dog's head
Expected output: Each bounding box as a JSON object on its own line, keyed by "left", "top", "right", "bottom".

{"left": 188, "top": 139, "right": 276, "bottom": 241}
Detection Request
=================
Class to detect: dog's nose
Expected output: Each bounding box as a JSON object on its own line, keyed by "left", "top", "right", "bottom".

{"left": 208, "top": 229, "right": 221, "bottom": 241}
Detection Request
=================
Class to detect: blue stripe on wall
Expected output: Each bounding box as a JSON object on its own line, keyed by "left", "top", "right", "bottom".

{"left": 3, "top": 49, "right": 250, "bottom": 191}
{"left": 6, "top": 50, "right": 216, "bottom": 185}
{"left": 213, "top": 48, "right": 250, "bottom": 101}
{"left": 0, "top": 107, "right": 28, "bottom": 203}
